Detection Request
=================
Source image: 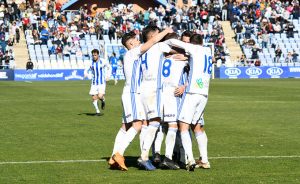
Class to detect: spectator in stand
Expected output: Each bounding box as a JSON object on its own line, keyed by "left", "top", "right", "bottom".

{"left": 292, "top": 50, "right": 299, "bottom": 62}
{"left": 108, "top": 25, "right": 116, "bottom": 43}
{"left": 285, "top": 52, "right": 293, "bottom": 63}
{"left": 273, "top": 21, "right": 282, "bottom": 33}
{"left": 56, "top": 44, "right": 63, "bottom": 59}
{"left": 251, "top": 45, "right": 261, "bottom": 60}
{"left": 255, "top": 60, "right": 261, "bottom": 67}
{"left": 222, "top": 2, "right": 228, "bottom": 21}
{"left": 26, "top": 59, "right": 34, "bottom": 70}
{"left": 261, "top": 31, "right": 268, "bottom": 48}
{"left": 40, "top": 26, "right": 49, "bottom": 45}
{"left": 40, "top": 0, "right": 47, "bottom": 19}
{"left": 285, "top": 22, "right": 294, "bottom": 38}
{"left": 15, "top": 27, "right": 20, "bottom": 43}
{"left": 275, "top": 47, "right": 282, "bottom": 63}
{"left": 235, "top": 21, "right": 243, "bottom": 42}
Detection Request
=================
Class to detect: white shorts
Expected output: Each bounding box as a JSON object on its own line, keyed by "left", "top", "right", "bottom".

{"left": 89, "top": 84, "right": 106, "bottom": 95}
{"left": 122, "top": 92, "right": 145, "bottom": 123}
{"left": 140, "top": 89, "right": 162, "bottom": 120}
{"left": 162, "top": 87, "right": 180, "bottom": 122}
{"left": 178, "top": 93, "right": 208, "bottom": 125}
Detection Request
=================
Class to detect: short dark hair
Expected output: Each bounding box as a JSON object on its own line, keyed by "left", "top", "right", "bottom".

{"left": 142, "top": 25, "right": 160, "bottom": 42}
{"left": 91, "top": 49, "right": 99, "bottom": 55}
{"left": 190, "top": 34, "right": 203, "bottom": 45}
{"left": 162, "top": 32, "right": 178, "bottom": 41}
{"left": 121, "top": 31, "right": 136, "bottom": 48}
{"left": 181, "top": 30, "right": 193, "bottom": 39}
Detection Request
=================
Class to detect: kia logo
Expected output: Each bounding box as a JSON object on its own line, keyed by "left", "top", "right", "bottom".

{"left": 225, "top": 68, "right": 241, "bottom": 77}
{"left": 267, "top": 67, "right": 283, "bottom": 76}
{"left": 246, "top": 67, "right": 262, "bottom": 76}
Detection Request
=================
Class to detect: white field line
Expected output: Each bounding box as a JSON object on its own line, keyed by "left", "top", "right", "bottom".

{"left": 1, "top": 155, "right": 300, "bottom": 165}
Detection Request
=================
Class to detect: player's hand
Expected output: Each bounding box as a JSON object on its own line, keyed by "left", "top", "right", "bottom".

{"left": 173, "top": 54, "right": 188, "bottom": 61}
{"left": 165, "top": 27, "right": 174, "bottom": 34}
{"left": 84, "top": 74, "right": 88, "bottom": 79}
{"left": 174, "top": 85, "right": 185, "bottom": 96}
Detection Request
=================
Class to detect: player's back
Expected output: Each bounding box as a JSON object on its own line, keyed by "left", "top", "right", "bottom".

{"left": 123, "top": 46, "right": 142, "bottom": 93}
{"left": 161, "top": 57, "right": 187, "bottom": 89}
{"left": 140, "top": 42, "right": 171, "bottom": 90}
{"left": 186, "top": 45, "right": 212, "bottom": 95}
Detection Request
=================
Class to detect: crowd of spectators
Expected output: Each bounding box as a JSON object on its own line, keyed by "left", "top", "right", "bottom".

{"left": 0, "top": 1, "right": 21, "bottom": 69}
{"left": 2, "top": 0, "right": 299, "bottom": 69}
{"left": 18, "top": 0, "right": 228, "bottom": 64}
{"left": 228, "top": 0, "right": 299, "bottom": 66}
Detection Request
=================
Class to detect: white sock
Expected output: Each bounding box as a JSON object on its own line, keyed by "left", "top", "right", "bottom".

{"left": 165, "top": 127, "right": 177, "bottom": 159}
{"left": 93, "top": 100, "right": 100, "bottom": 113}
{"left": 195, "top": 131, "right": 208, "bottom": 163}
{"left": 141, "top": 122, "right": 160, "bottom": 160}
{"left": 119, "top": 127, "right": 138, "bottom": 156}
{"left": 111, "top": 128, "right": 126, "bottom": 156}
{"left": 181, "top": 130, "right": 195, "bottom": 164}
{"left": 154, "top": 126, "right": 164, "bottom": 154}
{"left": 139, "top": 125, "right": 148, "bottom": 153}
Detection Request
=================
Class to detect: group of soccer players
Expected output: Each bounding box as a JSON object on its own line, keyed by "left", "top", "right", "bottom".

{"left": 85, "top": 25, "right": 213, "bottom": 171}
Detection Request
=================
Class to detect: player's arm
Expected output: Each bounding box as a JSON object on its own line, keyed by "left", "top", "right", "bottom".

{"left": 164, "top": 39, "right": 193, "bottom": 54}
{"left": 84, "top": 63, "right": 91, "bottom": 78}
{"left": 140, "top": 27, "right": 173, "bottom": 54}
{"left": 103, "top": 59, "right": 112, "bottom": 81}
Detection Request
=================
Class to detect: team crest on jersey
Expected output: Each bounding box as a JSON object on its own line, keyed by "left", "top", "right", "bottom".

{"left": 196, "top": 78, "right": 204, "bottom": 88}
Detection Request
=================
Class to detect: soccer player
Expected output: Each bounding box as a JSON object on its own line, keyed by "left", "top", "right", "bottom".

{"left": 109, "top": 52, "right": 119, "bottom": 85}
{"left": 108, "top": 28, "right": 173, "bottom": 171}
{"left": 158, "top": 33, "right": 189, "bottom": 169}
{"left": 84, "top": 49, "right": 110, "bottom": 116}
{"left": 138, "top": 26, "right": 179, "bottom": 170}
{"left": 165, "top": 34, "right": 213, "bottom": 171}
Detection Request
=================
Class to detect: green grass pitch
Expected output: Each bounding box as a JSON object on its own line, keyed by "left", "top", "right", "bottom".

{"left": 0, "top": 79, "right": 300, "bottom": 184}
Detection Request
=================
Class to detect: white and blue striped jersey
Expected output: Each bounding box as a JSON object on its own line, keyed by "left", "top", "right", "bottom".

{"left": 123, "top": 45, "right": 142, "bottom": 93}
{"left": 161, "top": 57, "right": 187, "bottom": 88}
{"left": 165, "top": 39, "right": 212, "bottom": 95}
{"left": 85, "top": 58, "right": 110, "bottom": 85}
{"left": 140, "top": 42, "right": 171, "bottom": 90}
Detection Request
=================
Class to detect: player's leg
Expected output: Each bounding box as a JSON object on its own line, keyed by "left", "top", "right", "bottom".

{"left": 109, "top": 122, "right": 127, "bottom": 169}
{"left": 152, "top": 125, "right": 164, "bottom": 164}
{"left": 112, "top": 68, "right": 118, "bottom": 85}
{"left": 139, "top": 90, "right": 162, "bottom": 170}
{"left": 89, "top": 85, "right": 101, "bottom": 115}
{"left": 97, "top": 84, "right": 106, "bottom": 110}
{"left": 191, "top": 95, "right": 209, "bottom": 169}
{"left": 165, "top": 122, "right": 178, "bottom": 160}
{"left": 193, "top": 117, "right": 210, "bottom": 169}
{"left": 160, "top": 122, "right": 180, "bottom": 170}
{"left": 140, "top": 120, "right": 148, "bottom": 153}
{"left": 111, "top": 93, "right": 144, "bottom": 171}
{"left": 177, "top": 93, "right": 197, "bottom": 171}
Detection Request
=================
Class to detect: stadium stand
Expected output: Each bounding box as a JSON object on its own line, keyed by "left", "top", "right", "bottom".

{"left": 3, "top": 0, "right": 299, "bottom": 70}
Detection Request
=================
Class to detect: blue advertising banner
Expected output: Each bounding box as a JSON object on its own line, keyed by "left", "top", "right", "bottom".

{"left": 14, "top": 69, "right": 85, "bottom": 81}
{"left": 219, "top": 66, "right": 300, "bottom": 79}
{"left": 0, "top": 69, "right": 14, "bottom": 81}
{"left": 14, "top": 68, "right": 125, "bottom": 81}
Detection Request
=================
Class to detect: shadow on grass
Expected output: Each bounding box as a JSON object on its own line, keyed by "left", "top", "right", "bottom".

{"left": 77, "top": 113, "right": 104, "bottom": 116}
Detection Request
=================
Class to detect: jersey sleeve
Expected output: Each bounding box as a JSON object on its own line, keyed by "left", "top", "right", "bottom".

{"left": 164, "top": 39, "right": 195, "bottom": 54}
{"left": 84, "top": 61, "right": 92, "bottom": 76}
{"left": 157, "top": 42, "right": 172, "bottom": 53}
{"left": 130, "top": 45, "right": 142, "bottom": 59}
